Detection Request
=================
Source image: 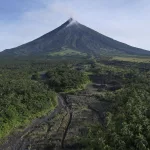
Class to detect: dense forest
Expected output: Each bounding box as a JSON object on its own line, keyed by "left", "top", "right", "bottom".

{"left": 80, "top": 63, "right": 150, "bottom": 150}
{"left": 0, "top": 56, "right": 150, "bottom": 150}
{"left": 0, "top": 58, "right": 89, "bottom": 141}
{"left": 0, "top": 74, "right": 57, "bottom": 139}
{"left": 44, "top": 67, "right": 89, "bottom": 92}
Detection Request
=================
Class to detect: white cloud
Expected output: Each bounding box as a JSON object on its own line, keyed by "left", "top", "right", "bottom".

{"left": 0, "top": 0, "right": 150, "bottom": 51}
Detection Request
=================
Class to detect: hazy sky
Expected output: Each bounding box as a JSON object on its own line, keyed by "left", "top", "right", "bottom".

{"left": 0, "top": 0, "right": 150, "bottom": 51}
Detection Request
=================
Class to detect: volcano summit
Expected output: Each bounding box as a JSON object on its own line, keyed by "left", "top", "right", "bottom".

{"left": 1, "top": 18, "right": 150, "bottom": 57}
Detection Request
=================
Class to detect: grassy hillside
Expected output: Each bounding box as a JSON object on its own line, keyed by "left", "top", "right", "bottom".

{"left": 48, "top": 48, "right": 87, "bottom": 57}
{"left": 112, "top": 56, "right": 150, "bottom": 63}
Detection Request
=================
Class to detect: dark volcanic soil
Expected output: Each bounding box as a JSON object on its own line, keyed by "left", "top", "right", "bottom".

{"left": 0, "top": 83, "right": 113, "bottom": 150}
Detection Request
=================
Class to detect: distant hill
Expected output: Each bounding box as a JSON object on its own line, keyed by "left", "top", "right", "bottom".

{"left": 1, "top": 18, "right": 150, "bottom": 57}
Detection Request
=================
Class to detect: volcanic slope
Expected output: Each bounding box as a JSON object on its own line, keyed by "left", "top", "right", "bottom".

{"left": 1, "top": 18, "right": 150, "bottom": 56}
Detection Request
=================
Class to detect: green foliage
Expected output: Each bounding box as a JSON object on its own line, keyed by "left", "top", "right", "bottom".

{"left": 80, "top": 67, "right": 150, "bottom": 150}
{"left": 0, "top": 56, "right": 150, "bottom": 150}
{"left": 0, "top": 79, "right": 56, "bottom": 139}
{"left": 32, "top": 72, "right": 40, "bottom": 80}
{"left": 45, "top": 67, "right": 89, "bottom": 92}
{"left": 48, "top": 48, "right": 87, "bottom": 57}
{"left": 112, "top": 56, "right": 150, "bottom": 63}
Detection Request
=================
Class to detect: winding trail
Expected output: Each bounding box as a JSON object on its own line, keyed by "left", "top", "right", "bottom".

{"left": 60, "top": 95, "right": 73, "bottom": 149}
{"left": 0, "top": 95, "right": 67, "bottom": 150}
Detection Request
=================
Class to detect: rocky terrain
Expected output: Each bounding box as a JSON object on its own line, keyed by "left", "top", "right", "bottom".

{"left": 0, "top": 79, "right": 114, "bottom": 150}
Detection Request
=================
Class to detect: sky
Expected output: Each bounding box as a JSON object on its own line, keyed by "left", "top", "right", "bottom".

{"left": 0, "top": 0, "right": 150, "bottom": 51}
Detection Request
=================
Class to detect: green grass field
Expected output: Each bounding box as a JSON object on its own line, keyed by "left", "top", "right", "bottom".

{"left": 48, "top": 49, "right": 87, "bottom": 57}
{"left": 112, "top": 56, "right": 150, "bottom": 63}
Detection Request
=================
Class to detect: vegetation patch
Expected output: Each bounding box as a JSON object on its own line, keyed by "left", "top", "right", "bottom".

{"left": 80, "top": 83, "right": 150, "bottom": 150}
{"left": 0, "top": 56, "right": 150, "bottom": 149}
{"left": 0, "top": 79, "right": 57, "bottom": 139}
{"left": 44, "top": 67, "right": 90, "bottom": 92}
{"left": 48, "top": 49, "right": 87, "bottom": 57}
{"left": 112, "top": 56, "right": 150, "bottom": 63}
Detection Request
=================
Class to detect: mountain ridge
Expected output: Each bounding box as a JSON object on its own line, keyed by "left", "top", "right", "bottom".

{"left": 1, "top": 18, "right": 150, "bottom": 57}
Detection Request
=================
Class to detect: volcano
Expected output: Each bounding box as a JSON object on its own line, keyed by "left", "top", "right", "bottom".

{"left": 1, "top": 18, "right": 150, "bottom": 57}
